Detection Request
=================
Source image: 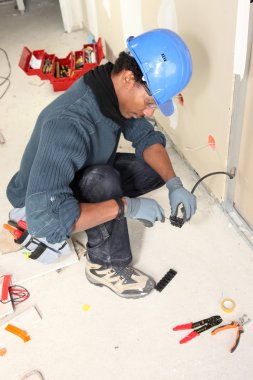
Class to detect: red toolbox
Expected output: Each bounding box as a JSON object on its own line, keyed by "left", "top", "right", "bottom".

{"left": 19, "top": 38, "right": 104, "bottom": 92}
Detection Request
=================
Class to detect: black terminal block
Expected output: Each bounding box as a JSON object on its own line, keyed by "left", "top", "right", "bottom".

{"left": 170, "top": 203, "right": 186, "bottom": 228}
{"left": 155, "top": 269, "right": 177, "bottom": 292}
{"left": 170, "top": 215, "right": 184, "bottom": 228}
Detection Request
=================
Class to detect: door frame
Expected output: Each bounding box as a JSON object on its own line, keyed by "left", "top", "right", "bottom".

{"left": 224, "top": 3, "right": 253, "bottom": 245}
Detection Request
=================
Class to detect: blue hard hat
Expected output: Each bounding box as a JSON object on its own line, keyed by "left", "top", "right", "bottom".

{"left": 127, "top": 29, "right": 192, "bottom": 116}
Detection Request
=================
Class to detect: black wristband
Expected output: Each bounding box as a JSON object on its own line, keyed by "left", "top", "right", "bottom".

{"left": 115, "top": 198, "right": 125, "bottom": 220}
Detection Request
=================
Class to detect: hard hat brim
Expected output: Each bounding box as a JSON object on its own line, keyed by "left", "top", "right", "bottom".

{"left": 158, "top": 99, "right": 174, "bottom": 116}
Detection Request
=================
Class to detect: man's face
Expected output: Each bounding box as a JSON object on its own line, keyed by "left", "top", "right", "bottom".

{"left": 113, "top": 70, "right": 158, "bottom": 119}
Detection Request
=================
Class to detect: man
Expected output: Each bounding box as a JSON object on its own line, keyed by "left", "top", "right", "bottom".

{"left": 6, "top": 29, "right": 196, "bottom": 298}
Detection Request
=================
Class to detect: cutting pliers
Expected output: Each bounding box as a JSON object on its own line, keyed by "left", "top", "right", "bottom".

{"left": 211, "top": 314, "right": 251, "bottom": 353}
{"left": 173, "top": 315, "right": 222, "bottom": 344}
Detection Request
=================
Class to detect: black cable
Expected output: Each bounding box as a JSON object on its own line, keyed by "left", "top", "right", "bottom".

{"left": 0, "top": 47, "right": 11, "bottom": 99}
{"left": 191, "top": 171, "right": 234, "bottom": 194}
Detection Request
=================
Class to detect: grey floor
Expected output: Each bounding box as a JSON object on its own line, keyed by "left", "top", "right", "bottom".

{"left": 0, "top": 1, "right": 253, "bottom": 379}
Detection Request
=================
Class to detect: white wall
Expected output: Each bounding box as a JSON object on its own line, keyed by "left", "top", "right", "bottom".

{"left": 160, "top": 0, "right": 238, "bottom": 201}
{"left": 59, "top": 0, "right": 84, "bottom": 33}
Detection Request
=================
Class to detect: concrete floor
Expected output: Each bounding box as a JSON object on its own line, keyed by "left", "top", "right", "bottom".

{"left": 0, "top": 1, "right": 253, "bottom": 379}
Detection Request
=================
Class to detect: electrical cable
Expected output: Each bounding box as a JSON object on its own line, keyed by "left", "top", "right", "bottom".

{"left": 191, "top": 171, "right": 234, "bottom": 194}
{"left": 10, "top": 285, "right": 30, "bottom": 305}
{"left": 0, "top": 47, "right": 11, "bottom": 100}
{"left": 0, "top": 284, "right": 30, "bottom": 305}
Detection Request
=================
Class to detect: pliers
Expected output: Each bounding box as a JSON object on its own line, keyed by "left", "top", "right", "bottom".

{"left": 173, "top": 315, "right": 222, "bottom": 344}
{"left": 211, "top": 314, "right": 251, "bottom": 353}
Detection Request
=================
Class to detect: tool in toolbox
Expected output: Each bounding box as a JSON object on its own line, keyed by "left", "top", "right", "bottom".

{"left": 42, "top": 58, "right": 53, "bottom": 74}
{"left": 211, "top": 314, "right": 251, "bottom": 353}
{"left": 173, "top": 315, "right": 223, "bottom": 344}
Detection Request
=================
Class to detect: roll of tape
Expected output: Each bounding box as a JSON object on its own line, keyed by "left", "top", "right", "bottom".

{"left": 221, "top": 298, "right": 236, "bottom": 313}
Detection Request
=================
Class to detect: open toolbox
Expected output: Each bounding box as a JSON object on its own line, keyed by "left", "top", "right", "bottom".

{"left": 19, "top": 38, "right": 104, "bottom": 91}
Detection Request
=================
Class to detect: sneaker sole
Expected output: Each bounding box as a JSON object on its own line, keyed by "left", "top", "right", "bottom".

{"left": 85, "top": 269, "right": 154, "bottom": 299}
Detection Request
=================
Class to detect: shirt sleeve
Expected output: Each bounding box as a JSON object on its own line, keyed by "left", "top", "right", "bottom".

{"left": 26, "top": 118, "right": 90, "bottom": 243}
{"left": 122, "top": 118, "right": 166, "bottom": 159}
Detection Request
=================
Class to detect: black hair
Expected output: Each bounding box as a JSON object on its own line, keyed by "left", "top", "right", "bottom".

{"left": 112, "top": 51, "right": 144, "bottom": 84}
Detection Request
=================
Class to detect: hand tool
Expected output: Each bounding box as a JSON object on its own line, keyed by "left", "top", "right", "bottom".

{"left": 75, "top": 56, "right": 84, "bottom": 69}
{"left": 3, "top": 223, "right": 23, "bottom": 239}
{"left": 55, "top": 61, "right": 60, "bottom": 78}
{"left": 211, "top": 314, "right": 251, "bottom": 353}
{"left": 173, "top": 315, "right": 222, "bottom": 344}
{"left": 42, "top": 58, "right": 52, "bottom": 74}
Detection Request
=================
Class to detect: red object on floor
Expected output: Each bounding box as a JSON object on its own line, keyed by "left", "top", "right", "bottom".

{"left": 1, "top": 275, "right": 11, "bottom": 301}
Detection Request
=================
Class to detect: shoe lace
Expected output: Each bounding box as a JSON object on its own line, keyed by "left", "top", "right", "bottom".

{"left": 112, "top": 266, "right": 134, "bottom": 281}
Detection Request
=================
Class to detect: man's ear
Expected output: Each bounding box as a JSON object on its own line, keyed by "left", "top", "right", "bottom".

{"left": 122, "top": 70, "right": 135, "bottom": 87}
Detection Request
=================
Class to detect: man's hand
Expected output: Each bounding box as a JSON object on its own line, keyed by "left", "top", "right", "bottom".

{"left": 124, "top": 197, "right": 165, "bottom": 227}
{"left": 166, "top": 176, "right": 196, "bottom": 221}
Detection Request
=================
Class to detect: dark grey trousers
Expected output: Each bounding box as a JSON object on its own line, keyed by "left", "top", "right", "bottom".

{"left": 71, "top": 153, "right": 164, "bottom": 267}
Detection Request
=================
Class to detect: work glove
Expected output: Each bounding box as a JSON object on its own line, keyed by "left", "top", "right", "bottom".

{"left": 166, "top": 176, "right": 197, "bottom": 221}
{"left": 124, "top": 196, "right": 165, "bottom": 227}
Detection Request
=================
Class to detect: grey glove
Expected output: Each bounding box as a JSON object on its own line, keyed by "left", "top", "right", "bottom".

{"left": 125, "top": 197, "right": 165, "bottom": 227}
{"left": 166, "top": 176, "right": 197, "bottom": 220}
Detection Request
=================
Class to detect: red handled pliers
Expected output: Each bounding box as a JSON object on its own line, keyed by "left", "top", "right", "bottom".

{"left": 173, "top": 315, "right": 223, "bottom": 344}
